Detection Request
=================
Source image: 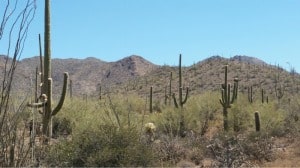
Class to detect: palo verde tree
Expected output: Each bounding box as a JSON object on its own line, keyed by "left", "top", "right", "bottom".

{"left": 28, "top": 0, "right": 68, "bottom": 141}
{"left": 0, "top": 0, "right": 36, "bottom": 166}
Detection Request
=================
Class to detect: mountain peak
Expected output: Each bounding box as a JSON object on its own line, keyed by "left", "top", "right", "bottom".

{"left": 230, "top": 55, "right": 266, "bottom": 65}
{"left": 114, "top": 55, "right": 157, "bottom": 76}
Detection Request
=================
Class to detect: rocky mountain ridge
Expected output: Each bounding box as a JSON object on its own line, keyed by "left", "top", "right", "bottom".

{"left": 0, "top": 54, "right": 299, "bottom": 101}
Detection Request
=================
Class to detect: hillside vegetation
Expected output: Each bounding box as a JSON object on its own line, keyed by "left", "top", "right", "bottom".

{"left": 1, "top": 54, "right": 299, "bottom": 167}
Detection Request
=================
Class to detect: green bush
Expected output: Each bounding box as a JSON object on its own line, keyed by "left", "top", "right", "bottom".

{"left": 52, "top": 117, "right": 72, "bottom": 138}
{"left": 46, "top": 123, "right": 157, "bottom": 167}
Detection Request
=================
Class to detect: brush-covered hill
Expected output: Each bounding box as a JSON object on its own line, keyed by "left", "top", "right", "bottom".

{"left": 117, "top": 55, "right": 300, "bottom": 103}
{"left": 1, "top": 54, "right": 299, "bottom": 101}
{"left": 0, "top": 55, "right": 158, "bottom": 96}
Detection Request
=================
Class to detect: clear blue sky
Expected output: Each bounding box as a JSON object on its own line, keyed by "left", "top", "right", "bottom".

{"left": 5, "top": 0, "right": 300, "bottom": 71}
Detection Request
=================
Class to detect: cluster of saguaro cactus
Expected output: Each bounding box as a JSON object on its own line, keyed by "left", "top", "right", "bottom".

{"left": 219, "top": 65, "right": 238, "bottom": 131}
{"left": 28, "top": 0, "right": 68, "bottom": 142}
{"left": 172, "top": 54, "right": 189, "bottom": 109}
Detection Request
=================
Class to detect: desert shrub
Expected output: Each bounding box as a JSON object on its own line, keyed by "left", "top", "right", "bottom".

{"left": 282, "top": 96, "right": 300, "bottom": 136}
{"left": 45, "top": 123, "right": 157, "bottom": 167}
{"left": 243, "top": 132, "right": 276, "bottom": 162}
{"left": 207, "top": 133, "right": 248, "bottom": 167}
{"left": 46, "top": 96, "right": 158, "bottom": 167}
{"left": 52, "top": 117, "right": 72, "bottom": 138}
{"left": 150, "top": 91, "right": 220, "bottom": 137}
{"left": 183, "top": 135, "right": 209, "bottom": 165}
{"left": 207, "top": 132, "right": 276, "bottom": 167}
{"left": 153, "top": 107, "right": 182, "bottom": 136}
{"left": 184, "top": 92, "right": 220, "bottom": 135}
{"left": 228, "top": 95, "right": 252, "bottom": 132}
{"left": 256, "top": 102, "right": 286, "bottom": 137}
{"left": 153, "top": 136, "right": 187, "bottom": 166}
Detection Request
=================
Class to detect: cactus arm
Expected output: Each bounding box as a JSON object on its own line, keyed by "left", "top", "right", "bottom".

{"left": 231, "top": 79, "right": 238, "bottom": 103}
{"left": 27, "top": 102, "right": 46, "bottom": 108}
{"left": 227, "top": 84, "right": 231, "bottom": 107}
{"left": 172, "top": 93, "right": 179, "bottom": 108}
{"left": 39, "top": 34, "right": 43, "bottom": 85}
{"left": 181, "top": 87, "right": 189, "bottom": 105}
{"left": 52, "top": 72, "right": 69, "bottom": 116}
{"left": 219, "top": 89, "right": 226, "bottom": 106}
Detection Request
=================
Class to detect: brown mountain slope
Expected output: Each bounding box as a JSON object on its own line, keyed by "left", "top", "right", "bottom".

{"left": 118, "top": 55, "right": 300, "bottom": 103}
{"left": 0, "top": 55, "right": 299, "bottom": 101}
{"left": 0, "top": 55, "right": 158, "bottom": 96}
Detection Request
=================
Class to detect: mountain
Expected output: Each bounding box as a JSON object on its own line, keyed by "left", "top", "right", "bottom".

{"left": 0, "top": 55, "right": 299, "bottom": 101}
{"left": 0, "top": 55, "right": 158, "bottom": 96}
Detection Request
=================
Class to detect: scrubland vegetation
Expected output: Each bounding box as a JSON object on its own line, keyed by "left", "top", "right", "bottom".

{"left": 19, "top": 89, "right": 300, "bottom": 167}
{"left": 2, "top": 0, "right": 300, "bottom": 167}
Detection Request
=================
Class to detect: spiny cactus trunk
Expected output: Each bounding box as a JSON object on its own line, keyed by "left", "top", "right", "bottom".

{"left": 42, "top": 78, "right": 52, "bottom": 138}
{"left": 42, "top": 0, "right": 52, "bottom": 139}
{"left": 169, "top": 72, "right": 172, "bottom": 105}
{"left": 223, "top": 108, "right": 229, "bottom": 132}
{"left": 179, "top": 54, "right": 182, "bottom": 107}
{"left": 172, "top": 54, "right": 189, "bottom": 137}
{"left": 149, "top": 86, "right": 153, "bottom": 113}
{"left": 261, "top": 89, "right": 264, "bottom": 104}
{"left": 254, "top": 111, "right": 260, "bottom": 132}
{"left": 43, "top": 0, "right": 51, "bottom": 94}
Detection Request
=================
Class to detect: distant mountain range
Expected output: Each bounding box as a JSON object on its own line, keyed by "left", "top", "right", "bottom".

{"left": 0, "top": 54, "right": 299, "bottom": 101}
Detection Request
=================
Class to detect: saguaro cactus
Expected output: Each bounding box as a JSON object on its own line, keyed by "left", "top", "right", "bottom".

{"left": 149, "top": 86, "right": 153, "bottom": 113}
{"left": 248, "top": 86, "right": 253, "bottom": 103}
{"left": 261, "top": 88, "right": 265, "bottom": 104}
{"left": 172, "top": 54, "right": 189, "bottom": 137}
{"left": 164, "top": 72, "right": 173, "bottom": 105}
{"left": 254, "top": 111, "right": 260, "bottom": 132}
{"left": 172, "top": 54, "right": 189, "bottom": 108}
{"left": 69, "top": 79, "right": 73, "bottom": 99}
{"left": 28, "top": 0, "right": 68, "bottom": 141}
{"left": 219, "top": 65, "right": 238, "bottom": 131}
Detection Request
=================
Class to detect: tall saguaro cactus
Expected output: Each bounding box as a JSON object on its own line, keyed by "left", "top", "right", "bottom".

{"left": 28, "top": 0, "right": 69, "bottom": 141}
{"left": 254, "top": 111, "right": 260, "bottom": 132}
{"left": 43, "top": 0, "right": 69, "bottom": 139}
{"left": 248, "top": 86, "right": 253, "bottom": 103}
{"left": 172, "top": 54, "right": 189, "bottom": 108}
{"left": 149, "top": 86, "right": 153, "bottom": 113}
{"left": 219, "top": 65, "right": 238, "bottom": 131}
{"left": 172, "top": 54, "right": 189, "bottom": 137}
